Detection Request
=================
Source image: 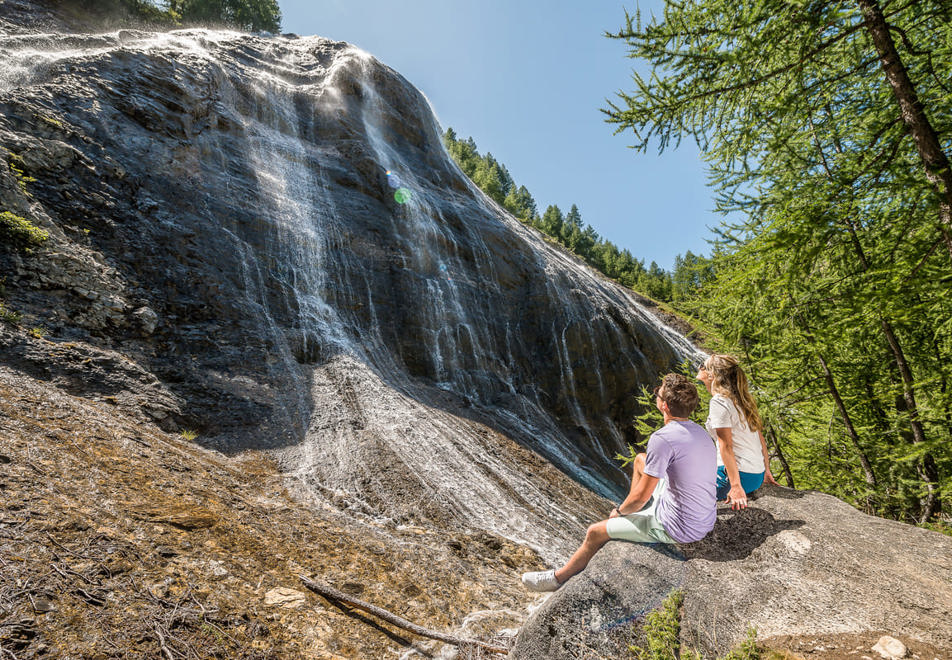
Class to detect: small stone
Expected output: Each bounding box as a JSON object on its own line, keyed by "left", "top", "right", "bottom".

{"left": 31, "top": 597, "right": 55, "bottom": 613}
{"left": 264, "top": 587, "right": 306, "bottom": 609}
{"left": 872, "top": 636, "right": 907, "bottom": 659}
{"left": 148, "top": 582, "right": 169, "bottom": 599}
{"left": 132, "top": 306, "right": 158, "bottom": 334}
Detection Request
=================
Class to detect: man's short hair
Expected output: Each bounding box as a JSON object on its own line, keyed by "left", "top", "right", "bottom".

{"left": 658, "top": 373, "right": 700, "bottom": 418}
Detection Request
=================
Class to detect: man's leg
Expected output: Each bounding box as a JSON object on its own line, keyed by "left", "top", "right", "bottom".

{"left": 522, "top": 453, "right": 651, "bottom": 592}
{"left": 554, "top": 520, "right": 611, "bottom": 584}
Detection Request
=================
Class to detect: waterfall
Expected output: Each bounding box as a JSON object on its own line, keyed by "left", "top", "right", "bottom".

{"left": 0, "top": 27, "right": 702, "bottom": 561}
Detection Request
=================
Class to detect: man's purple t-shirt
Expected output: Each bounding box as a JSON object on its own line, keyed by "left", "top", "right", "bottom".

{"left": 643, "top": 420, "right": 716, "bottom": 543}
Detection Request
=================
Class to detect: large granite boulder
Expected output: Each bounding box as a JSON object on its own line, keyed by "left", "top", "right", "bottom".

{"left": 510, "top": 485, "right": 952, "bottom": 658}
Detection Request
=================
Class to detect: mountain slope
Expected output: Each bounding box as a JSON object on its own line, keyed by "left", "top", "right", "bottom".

{"left": 0, "top": 23, "right": 698, "bottom": 561}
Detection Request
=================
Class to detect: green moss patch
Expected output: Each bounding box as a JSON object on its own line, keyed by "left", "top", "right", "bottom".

{"left": 0, "top": 210, "right": 49, "bottom": 247}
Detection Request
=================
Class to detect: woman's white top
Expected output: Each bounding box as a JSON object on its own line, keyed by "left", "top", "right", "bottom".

{"left": 705, "top": 394, "right": 764, "bottom": 473}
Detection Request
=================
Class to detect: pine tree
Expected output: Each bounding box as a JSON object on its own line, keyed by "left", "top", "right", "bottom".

{"left": 606, "top": 0, "right": 952, "bottom": 522}
{"left": 541, "top": 205, "right": 564, "bottom": 237}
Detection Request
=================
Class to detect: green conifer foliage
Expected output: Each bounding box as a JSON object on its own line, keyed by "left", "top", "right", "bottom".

{"left": 606, "top": 0, "right": 952, "bottom": 522}
{"left": 442, "top": 129, "right": 683, "bottom": 303}
{"left": 73, "top": 0, "right": 281, "bottom": 31}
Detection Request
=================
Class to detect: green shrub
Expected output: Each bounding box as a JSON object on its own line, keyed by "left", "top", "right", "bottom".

{"left": 629, "top": 590, "right": 762, "bottom": 660}
{"left": 0, "top": 302, "right": 22, "bottom": 325}
{"left": 629, "top": 590, "right": 684, "bottom": 660}
{"left": 7, "top": 157, "right": 37, "bottom": 195}
{"left": 920, "top": 520, "right": 952, "bottom": 537}
{"left": 0, "top": 211, "right": 49, "bottom": 247}
{"left": 37, "top": 113, "right": 65, "bottom": 130}
{"left": 720, "top": 628, "right": 761, "bottom": 660}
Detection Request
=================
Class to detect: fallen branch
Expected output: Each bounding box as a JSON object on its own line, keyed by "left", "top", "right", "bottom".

{"left": 299, "top": 575, "right": 509, "bottom": 655}
{"left": 153, "top": 624, "right": 175, "bottom": 660}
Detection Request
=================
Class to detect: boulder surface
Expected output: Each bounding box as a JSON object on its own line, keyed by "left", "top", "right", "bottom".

{"left": 510, "top": 485, "right": 952, "bottom": 658}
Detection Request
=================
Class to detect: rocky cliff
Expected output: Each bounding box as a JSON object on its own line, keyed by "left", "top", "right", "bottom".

{"left": 0, "top": 1, "right": 700, "bottom": 566}
{"left": 0, "top": 4, "right": 706, "bottom": 653}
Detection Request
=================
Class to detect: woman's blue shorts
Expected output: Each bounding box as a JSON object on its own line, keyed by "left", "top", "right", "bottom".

{"left": 716, "top": 465, "right": 765, "bottom": 500}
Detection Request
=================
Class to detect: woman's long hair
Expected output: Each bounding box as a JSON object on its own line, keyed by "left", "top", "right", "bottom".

{"left": 704, "top": 354, "right": 762, "bottom": 432}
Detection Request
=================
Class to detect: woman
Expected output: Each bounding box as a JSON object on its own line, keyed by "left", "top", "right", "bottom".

{"left": 696, "top": 354, "right": 777, "bottom": 510}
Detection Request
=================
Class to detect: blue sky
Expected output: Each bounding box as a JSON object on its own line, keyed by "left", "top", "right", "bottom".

{"left": 279, "top": 1, "right": 716, "bottom": 271}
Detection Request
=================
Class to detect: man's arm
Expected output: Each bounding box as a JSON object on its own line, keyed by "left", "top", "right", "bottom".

{"left": 613, "top": 473, "right": 659, "bottom": 516}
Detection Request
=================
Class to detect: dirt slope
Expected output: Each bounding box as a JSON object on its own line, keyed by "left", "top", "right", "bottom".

{"left": 0, "top": 329, "right": 545, "bottom": 659}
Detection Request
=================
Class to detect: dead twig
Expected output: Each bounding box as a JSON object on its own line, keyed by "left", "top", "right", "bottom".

{"left": 101, "top": 633, "right": 121, "bottom": 651}
{"left": 44, "top": 533, "right": 83, "bottom": 559}
{"left": 299, "top": 575, "right": 509, "bottom": 655}
{"left": 0, "top": 645, "right": 20, "bottom": 659}
{"left": 153, "top": 624, "right": 176, "bottom": 660}
{"left": 50, "top": 558, "right": 98, "bottom": 585}
{"left": 198, "top": 617, "right": 239, "bottom": 647}
{"left": 74, "top": 587, "right": 105, "bottom": 607}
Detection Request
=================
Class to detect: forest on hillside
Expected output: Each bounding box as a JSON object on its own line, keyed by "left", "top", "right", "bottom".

{"left": 449, "top": 0, "right": 952, "bottom": 529}
{"left": 69, "top": 0, "right": 281, "bottom": 32}
{"left": 441, "top": 129, "right": 706, "bottom": 301}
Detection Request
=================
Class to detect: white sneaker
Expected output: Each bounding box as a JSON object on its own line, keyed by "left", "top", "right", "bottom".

{"left": 521, "top": 569, "right": 561, "bottom": 592}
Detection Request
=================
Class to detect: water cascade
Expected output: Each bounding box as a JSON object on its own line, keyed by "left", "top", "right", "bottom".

{"left": 0, "top": 27, "right": 700, "bottom": 559}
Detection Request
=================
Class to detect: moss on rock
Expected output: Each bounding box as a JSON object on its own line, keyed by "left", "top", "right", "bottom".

{"left": 0, "top": 210, "right": 48, "bottom": 248}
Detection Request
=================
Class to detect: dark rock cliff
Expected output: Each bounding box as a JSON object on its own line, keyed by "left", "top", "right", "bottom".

{"left": 0, "top": 6, "right": 697, "bottom": 557}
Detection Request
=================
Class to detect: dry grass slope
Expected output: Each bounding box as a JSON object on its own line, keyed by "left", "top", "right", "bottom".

{"left": 0, "top": 352, "right": 543, "bottom": 658}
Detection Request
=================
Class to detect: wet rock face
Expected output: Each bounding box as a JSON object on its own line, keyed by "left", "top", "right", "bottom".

{"left": 0, "top": 0, "right": 73, "bottom": 35}
{"left": 0, "top": 15, "right": 696, "bottom": 548}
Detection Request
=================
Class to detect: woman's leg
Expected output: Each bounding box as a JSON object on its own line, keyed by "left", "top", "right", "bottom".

{"left": 717, "top": 467, "right": 766, "bottom": 499}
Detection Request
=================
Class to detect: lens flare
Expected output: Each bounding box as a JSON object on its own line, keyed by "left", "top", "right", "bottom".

{"left": 394, "top": 187, "right": 411, "bottom": 204}
{"left": 386, "top": 170, "right": 402, "bottom": 189}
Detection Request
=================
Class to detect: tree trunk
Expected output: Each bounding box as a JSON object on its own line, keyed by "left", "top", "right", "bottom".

{"left": 793, "top": 309, "right": 878, "bottom": 493}
{"left": 840, "top": 214, "right": 941, "bottom": 522}
{"left": 878, "top": 317, "right": 941, "bottom": 522}
{"left": 862, "top": 378, "right": 892, "bottom": 444}
{"left": 765, "top": 424, "right": 795, "bottom": 489}
{"left": 815, "top": 352, "right": 878, "bottom": 490}
{"left": 856, "top": 0, "right": 952, "bottom": 262}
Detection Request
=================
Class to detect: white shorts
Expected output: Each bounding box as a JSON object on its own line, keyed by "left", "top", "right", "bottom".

{"left": 605, "top": 479, "right": 675, "bottom": 544}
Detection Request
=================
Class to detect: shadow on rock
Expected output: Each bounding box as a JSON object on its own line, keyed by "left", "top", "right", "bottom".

{"left": 678, "top": 505, "right": 805, "bottom": 562}
{"left": 751, "top": 484, "right": 807, "bottom": 500}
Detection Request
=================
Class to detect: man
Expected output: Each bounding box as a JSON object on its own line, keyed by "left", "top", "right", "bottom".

{"left": 522, "top": 373, "right": 716, "bottom": 592}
